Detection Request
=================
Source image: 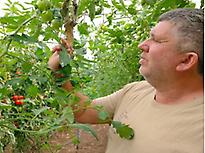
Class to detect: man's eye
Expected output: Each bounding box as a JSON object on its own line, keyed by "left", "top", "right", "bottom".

{"left": 150, "top": 37, "right": 160, "bottom": 43}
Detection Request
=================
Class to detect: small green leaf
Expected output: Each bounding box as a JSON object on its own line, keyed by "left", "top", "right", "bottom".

{"left": 0, "top": 87, "right": 11, "bottom": 96}
{"left": 26, "top": 85, "right": 39, "bottom": 98}
{"left": 58, "top": 64, "right": 72, "bottom": 78}
{"left": 63, "top": 107, "right": 74, "bottom": 124}
{"left": 69, "top": 123, "right": 98, "bottom": 140}
{"left": 112, "top": 0, "right": 124, "bottom": 11}
{"left": 55, "top": 107, "right": 74, "bottom": 124}
{"left": 112, "top": 121, "right": 134, "bottom": 140}
{"left": 88, "top": 1, "right": 95, "bottom": 21}
{"left": 112, "top": 120, "right": 122, "bottom": 129}
{"left": 116, "top": 125, "right": 134, "bottom": 140}
{"left": 71, "top": 135, "right": 80, "bottom": 145}
{"left": 98, "top": 111, "right": 109, "bottom": 121}
{"left": 59, "top": 47, "right": 71, "bottom": 67}
{"left": 33, "top": 107, "right": 49, "bottom": 116}
{"left": 77, "top": 0, "right": 89, "bottom": 16}
{"left": 128, "top": 5, "right": 137, "bottom": 15}
{"left": 78, "top": 23, "right": 89, "bottom": 35}
{"left": 35, "top": 48, "right": 44, "bottom": 59}
{"left": 0, "top": 103, "right": 13, "bottom": 109}
{"left": 22, "top": 62, "right": 32, "bottom": 73}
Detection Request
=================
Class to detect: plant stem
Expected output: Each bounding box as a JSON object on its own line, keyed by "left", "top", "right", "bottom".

{"left": 0, "top": 15, "right": 36, "bottom": 59}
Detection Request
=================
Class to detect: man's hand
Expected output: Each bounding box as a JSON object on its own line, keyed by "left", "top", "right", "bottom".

{"left": 48, "top": 38, "right": 73, "bottom": 71}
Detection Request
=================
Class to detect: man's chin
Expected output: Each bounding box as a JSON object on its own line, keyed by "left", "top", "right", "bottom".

{"left": 139, "top": 67, "right": 150, "bottom": 78}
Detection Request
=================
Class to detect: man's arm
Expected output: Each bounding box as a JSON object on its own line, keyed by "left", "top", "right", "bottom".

{"left": 48, "top": 45, "right": 109, "bottom": 124}
{"left": 61, "top": 81, "right": 103, "bottom": 124}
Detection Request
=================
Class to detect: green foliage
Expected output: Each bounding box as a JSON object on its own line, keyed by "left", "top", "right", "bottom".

{"left": 112, "top": 121, "right": 134, "bottom": 140}
{"left": 0, "top": 0, "right": 197, "bottom": 152}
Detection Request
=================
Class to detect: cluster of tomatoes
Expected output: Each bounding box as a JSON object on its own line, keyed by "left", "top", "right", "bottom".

{"left": 12, "top": 95, "right": 25, "bottom": 106}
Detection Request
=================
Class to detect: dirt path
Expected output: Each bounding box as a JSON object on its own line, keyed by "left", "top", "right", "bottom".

{"left": 43, "top": 124, "right": 109, "bottom": 153}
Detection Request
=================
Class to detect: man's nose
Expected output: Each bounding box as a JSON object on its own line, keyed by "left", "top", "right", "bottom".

{"left": 138, "top": 40, "right": 149, "bottom": 53}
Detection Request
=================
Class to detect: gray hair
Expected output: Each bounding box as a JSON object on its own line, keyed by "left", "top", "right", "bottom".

{"left": 159, "top": 8, "right": 204, "bottom": 76}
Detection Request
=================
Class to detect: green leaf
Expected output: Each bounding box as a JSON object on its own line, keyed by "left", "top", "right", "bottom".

{"left": 116, "top": 125, "right": 134, "bottom": 140}
{"left": 0, "top": 103, "right": 13, "bottom": 109}
{"left": 119, "top": 0, "right": 126, "bottom": 9}
{"left": 128, "top": 5, "right": 137, "bottom": 15}
{"left": 59, "top": 47, "right": 71, "bottom": 67}
{"left": 33, "top": 107, "right": 49, "bottom": 116}
{"left": 98, "top": 111, "right": 109, "bottom": 121}
{"left": 54, "top": 107, "right": 74, "bottom": 124}
{"left": 0, "top": 87, "right": 11, "bottom": 96}
{"left": 35, "top": 48, "right": 44, "bottom": 59}
{"left": 22, "top": 62, "right": 32, "bottom": 73}
{"left": 58, "top": 64, "right": 72, "bottom": 77}
{"left": 63, "top": 107, "right": 74, "bottom": 124}
{"left": 112, "top": 121, "right": 134, "bottom": 140}
{"left": 112, "top": 0, "right": 124, "bottom": 11}
{"left": 77, "top": 0, "right": 90, "bottom": 16}
{"left": 101, "top": 1, "right": 110, "bottom": 8}
{"left": 11, "top": 34, "right": 36, "bottom": 43}
{"left": 26, "top": 85, "right": 39, "bottom": 98}
{"left": 71, "top": 135, "right": 80, "bottom": 145}
{"left": 88, "top": 1, "right": 95, "bottom": 21}
{"left": 69, "top": 123, "right": 98, "bottom": 140}
{"left": 111, "top": 120, "right": 122, "bottom": 129}
{"left": 78, "top": 23, "right": 89, "bottom": 35}
{"left": 6, "top": 78, "right": 24, "bottom": 89}
{"left": 145, "top": 0, "right": 157, "bottom": 6}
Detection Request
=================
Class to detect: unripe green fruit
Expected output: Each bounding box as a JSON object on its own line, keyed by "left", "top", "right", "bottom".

{"left": 51, "top": 19, "right": 62, "bottom": 30}
{"left": 37, "top": 0, "right": 51, "bottom": 11}
{"left": 41, "top": 10, "right": 54, "bottom": 22}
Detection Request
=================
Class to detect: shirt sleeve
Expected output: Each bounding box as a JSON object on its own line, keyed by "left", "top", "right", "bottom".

{"left": 92, "top": 82, "right": 138, "bottom": 118}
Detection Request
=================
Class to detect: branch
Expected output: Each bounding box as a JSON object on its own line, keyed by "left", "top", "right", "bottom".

{"left": 0, "top": 15, "right": 36, "bottom": 59}
{"left": 12, "top": 15, "right": 36, "bottom": 36}
{"left": 0, "top": 38, "right": 12, "bottom": 58}
{"left": 72, "top": 0, "right": 78, "bottom": 24}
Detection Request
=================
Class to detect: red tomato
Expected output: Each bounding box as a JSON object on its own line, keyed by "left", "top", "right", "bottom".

{"left": 18, "top": 95, "right": 24, "bottom": 100}
{"left": 15, "top": 100, "right": 24, "bottom": 105}
{"left": 16, "top": 71, "right": 21, "bottom": 75}
{"left": 12, "top": 95, "right": 19, "bottom": 101}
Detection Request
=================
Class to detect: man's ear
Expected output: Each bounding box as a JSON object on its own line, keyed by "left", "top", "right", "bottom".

{"left": 176, "top": 52, "right": 199, "bottom": 72}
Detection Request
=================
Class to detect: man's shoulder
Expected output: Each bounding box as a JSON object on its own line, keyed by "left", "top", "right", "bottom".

{"left": 124, "top": 80, "right": 152, "bottom": 90}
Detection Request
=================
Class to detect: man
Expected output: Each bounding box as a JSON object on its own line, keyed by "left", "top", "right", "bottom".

{"left": 48, "top": 8, "right": 204, "bottom": 153}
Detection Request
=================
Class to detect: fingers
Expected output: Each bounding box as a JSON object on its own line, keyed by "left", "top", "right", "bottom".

{"left": 61, "top": 38, "right": 74, "bottom": 53}
{"left": 52, "top": 45, "right": 62, "bottom": 53}
{"left": 61, "top": 38, "right": 68, "bottom": 47}
{"left": 48, "top": 51, "right": 61, "bottom": 71}
{"left": 52, "top": 38, "right": 74, "bottom": 55}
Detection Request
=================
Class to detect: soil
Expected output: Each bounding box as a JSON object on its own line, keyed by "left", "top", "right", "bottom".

{"left": 43, "top": 124, "right": 109, "bottom": 153}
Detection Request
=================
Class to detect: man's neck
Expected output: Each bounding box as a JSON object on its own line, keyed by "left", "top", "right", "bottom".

{"left": 153, "top": 76, "right": 203, "bottom": 104}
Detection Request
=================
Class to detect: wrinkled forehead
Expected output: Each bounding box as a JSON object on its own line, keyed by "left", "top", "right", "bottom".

{"left": 150, "top": 21, "right": 179, "bottom": 38}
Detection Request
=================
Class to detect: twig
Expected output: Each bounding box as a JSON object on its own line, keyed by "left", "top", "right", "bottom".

{"left": 0, "top": 15, "right": 36, "bottom": 59}
{"left": 0, "top": 38, "right": 12, "bottom": 58}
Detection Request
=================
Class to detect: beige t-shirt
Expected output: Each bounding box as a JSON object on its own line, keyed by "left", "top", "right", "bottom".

{"left": 94, "top": 81, "right": 204, "bottom": 153}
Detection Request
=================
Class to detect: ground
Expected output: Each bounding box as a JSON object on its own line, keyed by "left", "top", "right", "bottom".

{"left": 43, "top": 124, "right": 109, "bottom": 153}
